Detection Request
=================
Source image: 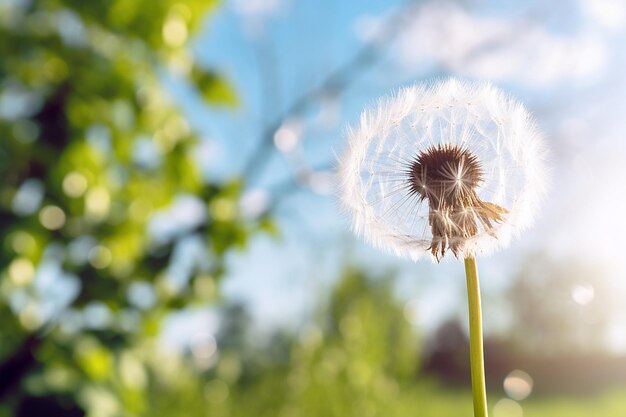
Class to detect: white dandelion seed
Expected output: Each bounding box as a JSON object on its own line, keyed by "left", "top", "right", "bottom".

{"left": 338, "top": 79, "right": 547, "bottom": 262}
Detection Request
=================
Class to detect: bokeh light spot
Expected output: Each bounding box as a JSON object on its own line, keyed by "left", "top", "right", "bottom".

{"left": 191, "top": 332, "right": 217, "bottom": 359}
{"left": 88, "top": 245, "right": 112, "bottom": 269}
{"left": 127, "top": 281, "right": 157, "bottom": 310}
{"left": 273, "top": 119, "right": 302, "bottom": 153}
{"left": 85, "top": 187, "right": 111, "bottom": 220}
{"left": 494, "top": 398, "right": 523, "bottom": 417}
{"left": 63, "top": 171, "right": 88, "bottom": 198}
{"left": 13, "top": 179, "right": 44, "bottom": 216}
{"left": 19, "top": 303, "right": 43, "bottom": 331}
{"left": 8, "top": 258, "right": 35, "bottom": 286}
{"left": 43, "top": 367, "right": 76, "bottom": 391}
{"left": 571, "top": 283, "right": 595, "bottom": 305}
{"left": 503, "top": 369, "right": 533, "bottom": 401}
{"left": 162, "top": 15, "right": 188, "bottom": 47}
{"left": 10, "top": 231, "right": 37, "bottom": 255}
{"left": 39, "top": 205, "right": 66, "bottom": 230}
{"left": 191, "top": 332, "right": 218, "bottom": 370}
{"left": 83, "top": 302, "right": 112, "bottom": 329}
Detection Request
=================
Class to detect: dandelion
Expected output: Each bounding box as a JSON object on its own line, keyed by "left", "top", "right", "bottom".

{"left": 339, "top": 79, "right": 545, "bottom": 262}
{"left": 338, "top": 79, "right": 547, "bottom": 417}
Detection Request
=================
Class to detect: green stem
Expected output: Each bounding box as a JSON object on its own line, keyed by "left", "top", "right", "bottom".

{"left": 464, "top": 257, "right": 489, "bottom": 417}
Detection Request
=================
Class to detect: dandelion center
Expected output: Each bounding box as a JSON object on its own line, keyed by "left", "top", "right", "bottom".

{"left": 408, "top": 144, "right": 508, "bottom": 261}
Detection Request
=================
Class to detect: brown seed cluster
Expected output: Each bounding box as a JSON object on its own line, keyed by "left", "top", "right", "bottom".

{"left": 408, "top": 144, "right": 507, "bottom": 261}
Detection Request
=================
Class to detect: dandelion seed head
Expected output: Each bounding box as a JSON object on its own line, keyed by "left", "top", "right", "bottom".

{"left": 338, "top": 79, "right": 547, "bottom": 262}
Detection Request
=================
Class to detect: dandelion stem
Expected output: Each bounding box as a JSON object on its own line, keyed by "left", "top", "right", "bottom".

{"left": 464, "top": 256, "right": 489, "bottom": 417}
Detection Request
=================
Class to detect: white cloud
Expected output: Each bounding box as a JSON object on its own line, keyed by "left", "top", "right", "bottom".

{"left": 392, "top": 2, "right": 609, "bottom": 87}
{"left": 580, "top": 0, "right": 626, "bottom": 32}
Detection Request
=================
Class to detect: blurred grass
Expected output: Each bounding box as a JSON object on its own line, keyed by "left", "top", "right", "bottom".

{"left": 3, "top": 382, "right": 625, "bottom": 417}
{"left": 522, "top": 388, "right": 626, "bottom": 417}
{"left": 144, "top": 373, "right": 626, "bottom": 417}
{"left": 393, "top": 384, "right": 626, "bottom": 417}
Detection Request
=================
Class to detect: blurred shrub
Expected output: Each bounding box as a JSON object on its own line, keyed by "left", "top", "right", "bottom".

{"left": 0, "top": 0, "right": 268, "bottom": 415}
{"left": 507, "top": 255, "right": 612, "bottom": 354}
{"left": 146, "top": 268, "right": 421, "bottom": 417}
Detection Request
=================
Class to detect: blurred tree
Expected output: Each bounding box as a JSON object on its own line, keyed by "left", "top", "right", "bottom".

{"left": 421, "top": 255, "right": 615, "bottom": 394}
{"left": 145, "top": 267, "right": 421, "bottom": 417}
{"left": 0, "top": 0, "right": 271, "bottom": 415}
{"left": 285, "top": 268, "right": 419, "bottom": 417}
{"left": 507, "top": 255, "right": 612, "bottom": 354}
{"left": 421, "top": 319, "right": 470, "bottom": 386}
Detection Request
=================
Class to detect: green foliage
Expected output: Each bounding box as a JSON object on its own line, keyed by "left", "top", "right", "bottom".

{"left": 143, "top": 268, "right": 421, "bottom": 417}
{"left": 277, "top": 270, "right": 418, "bottom": 417}
{"left": 87, "top": 266, "right": 626, "bottom": 417}
{"left": 0, "top": 0, "right": 266, "bottom": 415}
{"left": 326, "top": 268, "right": 418, "bottom": 381}
{"left": 191, "top": 68, "right": 238, "bottom": 108}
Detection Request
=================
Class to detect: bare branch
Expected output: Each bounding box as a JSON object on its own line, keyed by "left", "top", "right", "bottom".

{"left": 241, "top": 0, "right": 422, "bottom": 181}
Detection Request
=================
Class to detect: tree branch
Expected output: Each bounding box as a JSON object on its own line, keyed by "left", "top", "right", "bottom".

{"left": 242, "top": 0, "right": 422, "bottom": 181}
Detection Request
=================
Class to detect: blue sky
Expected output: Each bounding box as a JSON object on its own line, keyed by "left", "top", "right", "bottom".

{"left": 163, "top": 0, "right": 626, "bottom": 351}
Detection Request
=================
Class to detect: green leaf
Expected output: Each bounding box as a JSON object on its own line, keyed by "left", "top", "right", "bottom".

{"left": 191, "top": 67, "right": 238, "bottom": 107}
